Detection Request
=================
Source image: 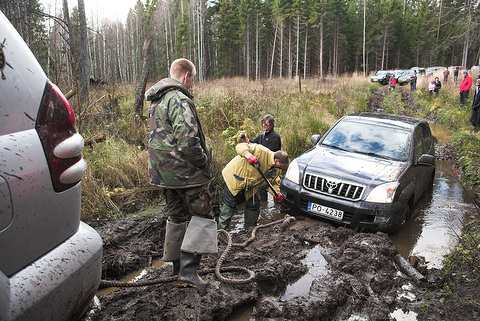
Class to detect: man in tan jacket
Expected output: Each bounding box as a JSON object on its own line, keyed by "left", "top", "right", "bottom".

{"left": 218, "top": 143, "right": 289, "bottom": 230}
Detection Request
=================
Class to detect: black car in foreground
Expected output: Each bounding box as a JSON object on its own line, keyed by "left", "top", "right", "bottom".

{"left": 280, "top": 113, "right": 436, "bottom": 233}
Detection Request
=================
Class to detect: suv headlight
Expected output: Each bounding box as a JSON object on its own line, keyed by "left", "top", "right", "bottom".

{"left": 285, "top": 159, "right": 300, "bottom": 185}
{"left": 365, "top": 182, "right": 399, "bottom": 203}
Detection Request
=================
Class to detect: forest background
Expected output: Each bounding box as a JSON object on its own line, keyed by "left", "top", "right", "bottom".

{"left": 3, "top": 0, "right": 480, "bottom": 103}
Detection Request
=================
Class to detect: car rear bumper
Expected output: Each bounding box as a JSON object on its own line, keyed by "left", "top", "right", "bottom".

{"left": 280, "top": 178, "right": 406, "bottom": 233}
{"left": 0, "top": 222, "right": 103, "bottom": 321}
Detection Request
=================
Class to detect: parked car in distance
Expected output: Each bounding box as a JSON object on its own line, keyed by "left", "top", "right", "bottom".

{"left": 280, "top": 112, "right": 436, "bottom": 234}
{"left": 370, "top": 70, "right": 393, "bottom": 85}
{"left": 426, "top": 66, "right": 444, "bottom": 77}
{"left": 410, "top": 66, "right": 426, "bottom": 76}
{"left": 0, "top": 10, "right": 103, "bottom": 321}
{"left": 448, "top": 66, "right": 466, "bottom": 74}
{"left": 398, "top": 69, "right": 418, "bottom": 85}
{"left": 393, "top": 69, "right": 405, "bottom": 81}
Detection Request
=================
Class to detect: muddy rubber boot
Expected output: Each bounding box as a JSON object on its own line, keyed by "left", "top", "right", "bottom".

{"left": 218, "top": 204, "right": 235, "bottom": 230}
{"left": 244, "top": 208, "right": 260, "bottom": 228}
{"left": 177, "top": 251, "right": 205, "bottom": 288}
{"left": 178, "top": 216, "right": 218, "bottom": 288}
{"left": 162, "top": 221, "right": 186, "bottom": 275}
{"left": 172, "top": 260, "right": 180, "bottom": 275}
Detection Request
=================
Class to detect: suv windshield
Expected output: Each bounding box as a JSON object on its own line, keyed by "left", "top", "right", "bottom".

{"left": 322, "top": 121, "right": 411, "bottom": 161}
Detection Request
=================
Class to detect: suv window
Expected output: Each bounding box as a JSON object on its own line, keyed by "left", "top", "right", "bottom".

{"left": 414, "top": 127, "right": 424, "bottom": 163}
{"left": 420, "top": 123, "right": 433, "bottom": 154}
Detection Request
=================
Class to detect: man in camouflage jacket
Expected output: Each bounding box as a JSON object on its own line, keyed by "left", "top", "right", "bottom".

{"left": 145, "top": 58, "right": 217, "bottom": 288}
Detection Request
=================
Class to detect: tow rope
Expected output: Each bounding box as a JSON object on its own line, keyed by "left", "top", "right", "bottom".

{"left": 99, "top": 215, "right": 296, "bottom": 288}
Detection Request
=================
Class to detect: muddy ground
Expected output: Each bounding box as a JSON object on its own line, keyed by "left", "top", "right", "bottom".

{"left": 86, "top": 87, "right": 480, "bottom": 320}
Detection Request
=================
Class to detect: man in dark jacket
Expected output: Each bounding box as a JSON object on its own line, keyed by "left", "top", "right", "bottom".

{"left": 240, "top": 114, "right": 281, "bottom": 152}
{"left": 145, "top": 58, "right": 217, "bottom": 288}
{"left": 470, "top": 75, "right": 480, "bottom": 132}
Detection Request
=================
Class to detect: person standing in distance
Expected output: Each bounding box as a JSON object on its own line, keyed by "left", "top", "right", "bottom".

{"left": 470, "top": 75, "right": 480, "bottom": 132}
{"left": 459, "top": 70, "right": 473, "bottom": 106}
{"left": 145, "top": 58, "right": 217, "bottom": 288}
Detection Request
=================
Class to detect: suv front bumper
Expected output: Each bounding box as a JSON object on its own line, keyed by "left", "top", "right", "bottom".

{"left": 280, "top": 178, "right": 406, "bottom": 233}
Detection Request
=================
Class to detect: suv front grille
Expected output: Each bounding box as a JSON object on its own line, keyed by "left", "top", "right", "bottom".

{"left": 303, "top": 173, "right": 364, "bottom": 201}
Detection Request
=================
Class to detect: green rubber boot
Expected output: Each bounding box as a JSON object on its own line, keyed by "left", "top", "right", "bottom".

{"left": 218, "top": 204, "right": 235, "bottom": 230}
{"left": 162, "top": 221, "right": 186, "bottom": 275}
{"left": 244, "top": 208, "right": 260, "bottom": 228}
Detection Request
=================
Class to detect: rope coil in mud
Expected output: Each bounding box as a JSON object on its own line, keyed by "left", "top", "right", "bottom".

{"left": 215, "top": 214, "right": 295, "bottom": 284}
{"left": 99, "top": 215, "right": 295, "bottom": 288}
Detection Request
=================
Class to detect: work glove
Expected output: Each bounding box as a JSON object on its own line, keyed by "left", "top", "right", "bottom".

{"left": 274, "top": 193, "right": 283, "bottom": 203}
{"left": 246, "top": 154, "right": 258, "bottom": 165}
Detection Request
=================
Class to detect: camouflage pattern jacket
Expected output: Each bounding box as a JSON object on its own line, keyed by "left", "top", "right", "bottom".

{"left": 222, "top": 143, "right": 281, "bottom": 200}
{"left": 145, "top": 78, "right": 213, "bottom": 188}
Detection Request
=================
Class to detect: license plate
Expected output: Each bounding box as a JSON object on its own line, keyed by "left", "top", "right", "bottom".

{"left": 307, "top": 202, "right": 344, "bottom": 221}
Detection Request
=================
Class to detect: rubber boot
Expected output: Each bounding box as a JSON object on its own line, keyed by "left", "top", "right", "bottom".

{"left": 218, "top": 204, "right": 235, "bottom": 230}
{"left": 244, "top": 208, "right": 260, "bottom": 229}
{"left": 177, "top": 216, "right": 218, "bottom": 288}
{"left": 162, "top": 221, "right": 186, "bottom": 275}
{"left": 177, "top": 251, "right": 205, "bottom": 288}
{"left": 172, "top": 260, "right": 180, "bottom": 275}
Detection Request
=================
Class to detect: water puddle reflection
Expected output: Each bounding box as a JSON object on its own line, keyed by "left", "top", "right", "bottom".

{"left": 280, "top": 244, "right": 329, "bottom": 301}
{"left": 390, "top": 160, "right": 477, "bottom": 268}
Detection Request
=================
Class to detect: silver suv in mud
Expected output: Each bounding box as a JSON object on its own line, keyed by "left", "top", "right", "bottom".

{"left": 0, "top": 11, "right": 102, "bottom": 321}
{"left": 280, "top": 113, "right": 436, "bottom": 233}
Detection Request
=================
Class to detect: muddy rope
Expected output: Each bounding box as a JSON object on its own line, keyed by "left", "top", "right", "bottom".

{"left": 99, "top": 215, "right": 295, "bottom": 288}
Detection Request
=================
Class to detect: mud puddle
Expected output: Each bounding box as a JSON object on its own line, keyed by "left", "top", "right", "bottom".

{"left": 390, "top": 160, "right": 477, "bottom": 268}
{"left": 227, "top": 162, "right": 477, "bottom": 320}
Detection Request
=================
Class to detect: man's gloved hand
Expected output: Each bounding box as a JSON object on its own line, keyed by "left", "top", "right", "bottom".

{"left": 274, "top": 193, "right": 283, "bottom": 203}
{"left": 246, "top": 153, "right": 258, "bottom": 165}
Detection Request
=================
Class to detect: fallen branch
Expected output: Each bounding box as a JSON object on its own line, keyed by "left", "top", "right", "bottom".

{"left": 394, "top": 254, "right": 426, "bottom": 285}
{"left": 85, "top": 134, "right": 106, "bottom": 146}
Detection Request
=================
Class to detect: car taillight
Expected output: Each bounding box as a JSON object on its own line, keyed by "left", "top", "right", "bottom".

{"left": 36, "top": 81, "right": 87, "bottom": 192}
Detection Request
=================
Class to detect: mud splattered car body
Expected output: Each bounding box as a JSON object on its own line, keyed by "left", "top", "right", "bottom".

{"left": 0, "top": 11, "right": 102, "bottom": 321}
{"left": 280, "top": 112, "right": 436, "bottom": 233}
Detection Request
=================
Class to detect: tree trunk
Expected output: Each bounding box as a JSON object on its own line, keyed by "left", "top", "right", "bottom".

{"left": 62, "top": 0, "right": 73, "bottom": 87}
{"left": 256, "top": 13, "right": 259, "bottom": 80}
{"left": 246, "top": 23, "right": 250, "bottom": 81}
{"left": 280, "top": 23, "right": 283, "bottom": 78}
{"left": 319, "top": 16, "right": 324, "bottom": 79}
{"left": 78, "top": 0, "right": 90, "bottom": 104}
{"left": 304, "top": 25, "right": 308, "bottom": 79}
{"left": 296, "top": 14, "right": 299, "bottom": 78}
{"left": 270, "top": 21, "right": 278, "bottom": 80}
{"left": 288, "top": 22, "right": 292, "bottom": 80}
{"left": 381, "top": 28, "right": 387, "bottom": 70}
{"left": 133, "top": 38, "right": 151, "bottom": 116}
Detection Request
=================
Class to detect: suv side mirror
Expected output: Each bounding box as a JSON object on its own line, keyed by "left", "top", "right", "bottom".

{"left": 311, "top": 135, "right": 321, "bottom": 145}
{"left": 417, "top": 154, "right": 435, "bottom": 166}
